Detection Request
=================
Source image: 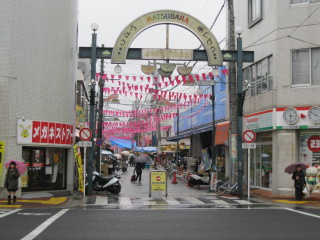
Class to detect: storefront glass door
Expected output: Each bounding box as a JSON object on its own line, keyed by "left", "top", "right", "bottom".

{"left": 22, "top": 147, "right": 66, "bottom": 191}
{"left": 253, "top": 145, "right": 272, "bottom": 188}
{"left": 22, "top": 148, "right": 46, "bottom": 190}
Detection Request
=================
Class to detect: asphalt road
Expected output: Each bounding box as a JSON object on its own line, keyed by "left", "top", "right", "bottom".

{"left": 0, "top": 207, "right": 319, "bottom": 240}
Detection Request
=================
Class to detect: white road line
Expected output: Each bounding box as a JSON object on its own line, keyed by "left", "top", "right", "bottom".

{"left": 185, "top": 197, "right": 205, "bottom": 205}
{"left": 119, "top": 197, "right": 133, "bottom": 206}
{"left": 0, "top": 209, "right": 21, "bottom": 219}
{"left": 212, "top": 200, "right": 230, "bottom": 205}
{"left": 21, "top": 209, "right": 69, "bottom": 240}
{"left": 95, "top": 196, "right": 108, "bottom": 205}
{"left": 234, "top": 200, "right": 253, "bottom": 205}
{"left": 164, "top": 197, "right": 181, "bottom": 205}
{"left": 284, "top": 208, "right": 320, "bottom": 219}
{"left": 221, "top": 196, "right": 239, "bottom": 200}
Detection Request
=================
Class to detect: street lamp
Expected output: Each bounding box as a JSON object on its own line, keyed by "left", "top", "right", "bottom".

{"left": 235, "top": 26, "right": 244, "bottom": 196}
{"left": 114, "top": 64, "right": 122, "bottom": 74}
{"left": 87, "top": 23, "right": 99, "bottom": 195}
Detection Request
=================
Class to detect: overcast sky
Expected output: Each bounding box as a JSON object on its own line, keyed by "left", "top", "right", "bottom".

{"left": 78, "top": 0, "right": 227, "bottom": 109}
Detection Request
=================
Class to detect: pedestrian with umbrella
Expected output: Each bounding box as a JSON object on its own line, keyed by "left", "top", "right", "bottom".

{"left": 285, "top": 163, "right": 306, "bottom": 201}
{"left": 4, "top": 161, "right": 23, "bottom": 204}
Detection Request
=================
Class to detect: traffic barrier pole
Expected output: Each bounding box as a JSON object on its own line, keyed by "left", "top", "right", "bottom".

{"left": 171, "top": 171, "right": 178, "bottom": 184}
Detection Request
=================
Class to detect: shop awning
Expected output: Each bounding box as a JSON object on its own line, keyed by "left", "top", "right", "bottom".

{"left": 101, "top": 150, "right": 113, "bottom": 155}
{"left": 166, "top": 132, "right": 192, "bottom": 141}
{"left": 215, "top": 121, "right": 229, "bottom": 145}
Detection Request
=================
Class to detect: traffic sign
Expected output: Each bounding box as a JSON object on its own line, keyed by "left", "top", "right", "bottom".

{"left": 242, "top": 130, "right": 256, "bottom": 143}
{"left": 78, "top": 141, "right": 92, "bottom": 147}
{"left": 95, "top": 138, "right": 103, "bottom": 147}
{"left": 156, "top": 176, "right": 161, "bottom": 181}
{"left": 242, "top": 143, "right": 256, "bottom": 149}
{"left": 79, "top": 128, "right": 92, "bottom": 141}
{"left": 307, "top": 135, "right": 320, "bottom": 152}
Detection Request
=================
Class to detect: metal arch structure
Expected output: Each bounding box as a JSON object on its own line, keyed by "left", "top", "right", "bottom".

{"left": 111, "top": 10, "right": 223, "bottom": 66}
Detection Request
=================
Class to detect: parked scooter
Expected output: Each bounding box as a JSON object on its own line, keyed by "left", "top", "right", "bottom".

{"left": 86, "top": 171, "right": 121, "bottom": 194}
{"left": 188, "top": 169, "right": 210, "bottom": 187}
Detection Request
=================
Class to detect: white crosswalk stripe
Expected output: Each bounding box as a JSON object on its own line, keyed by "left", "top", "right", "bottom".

{"left": 88, "top": 196, "right": 257, "bottom": 207}
{"left": 212, "top": 200, "right": 230, "bottom": 205}
{"left": 234, "top": 200, "right": 253, "bottom": 205}
{"left": 164, "top": 197, "right": 182, "bottom": 205}
{"left": 119, "top": 197, "right": 133, "bottom": 206}
{"left": 95, "top": 196, "right": 108, "bottom": 205}
{"left": 185, "top": 197, "right": 206, "bottom": 205}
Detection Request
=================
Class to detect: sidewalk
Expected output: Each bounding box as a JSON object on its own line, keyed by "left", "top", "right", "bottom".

{"left": 250, "top": 188, "right": 320, "bottom": 208}
{"left": 0, "top": 196, "right": 69, "bottom": 208}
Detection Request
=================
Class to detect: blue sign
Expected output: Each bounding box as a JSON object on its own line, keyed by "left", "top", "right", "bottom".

{"left": 173, "top": 66, "right": 226, "bottom": 134}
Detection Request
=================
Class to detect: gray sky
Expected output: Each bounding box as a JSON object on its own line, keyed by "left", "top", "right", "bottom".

{"left": 78, "top": 0, "right": 227, "bottom": 108}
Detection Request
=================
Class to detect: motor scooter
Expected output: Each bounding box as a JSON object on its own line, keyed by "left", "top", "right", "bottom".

{"left": 188, "top": 169, "right": 210, "bottom": 187}
{"left": 86, "top": 171, "right": 121, "bottom": 194}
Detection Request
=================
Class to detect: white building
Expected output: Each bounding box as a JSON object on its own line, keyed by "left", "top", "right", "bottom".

{"left": 0, "top": 1, "right": 78, "bottom": 196}
{"left": 233, "top": 0, "right": 320, "bottom": 195}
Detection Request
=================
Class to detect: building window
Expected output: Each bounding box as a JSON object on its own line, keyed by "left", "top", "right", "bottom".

{"left": 292, "top": 48, "right": 320, "bottom": 86}
{"left": 291, "top": 0, "right": 320, "bottom": 5}
{"left": 243, "top": 55, "right": 273, "bottom": 97}
{"left": 248, "top": 0, "right": 262, "bottom": 27}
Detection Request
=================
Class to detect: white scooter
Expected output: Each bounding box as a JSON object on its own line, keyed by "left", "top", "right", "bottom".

{"left": 188, "top": 169, "right": 210, "bottom": 187}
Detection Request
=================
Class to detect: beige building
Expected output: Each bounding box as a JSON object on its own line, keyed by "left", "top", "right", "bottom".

{"left": 231, "top": 0, "right": 320, "bottom": 195}
{"left": 0, "top": 1, "right": 78, "bottom": 197}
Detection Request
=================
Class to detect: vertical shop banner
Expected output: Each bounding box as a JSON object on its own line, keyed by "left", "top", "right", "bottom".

{"left": 201, "top": 148, "right": 211, "bottom": 169}
{"left": 40, "top": 122, "right": 49, "bottom": 143}
{"left": 17, "top": 119, "right": 73, "bottom": 145}
{"left": 230, "top": 134, "right": 237, "bottom": 162}
{"left": 73, "top": 145, "right": 84, "bottom": 193}
{"left": 32, "top": 121, "right": 41, "bottom": 143}
{"left": 0, "top": 141, "right": 5, "bottom": 180}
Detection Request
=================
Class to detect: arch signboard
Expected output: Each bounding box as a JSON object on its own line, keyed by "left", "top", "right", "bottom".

{"left": 111, "top": 10, "right": 223, "bottom": 66}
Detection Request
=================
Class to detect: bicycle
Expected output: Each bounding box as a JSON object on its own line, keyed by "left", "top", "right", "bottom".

{"left": 215, "top": 175, "right": 247, "bottom": 195}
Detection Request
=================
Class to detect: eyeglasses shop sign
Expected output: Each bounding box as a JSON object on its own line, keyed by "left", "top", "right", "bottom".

{"left": 17, "top": 119, "right": 74, "bottom": 145}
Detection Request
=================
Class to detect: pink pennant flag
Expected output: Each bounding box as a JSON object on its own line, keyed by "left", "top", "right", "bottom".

{"left": 133, "top": 76, "right": 137, "bottom": 81}
{"left": 126, "top": 75, "right": 130, "bottom": 80}
{"left": 182, "top": 76, "right": 187, "bottom": 84}
{"left": 140, "top": 76, "right": 144, "bottom": 81}
{"left": 196, "top": 74, "right": 201, "bottom": 81}
{"left": 202, "top": 73, "right": 207, "bottom": 81}
{"left": 147, "top": 77, "right": 151, "bottom": 83}
{"left": 111, "top": 74, "right": 115, "bottom": 79}
{"left": 208, "top": 72, "right": 214, "bottom": 79}
{"left": 95, "top": 73, "right": 100, "bottom": 79}
{"left": 118, "top": 75, "right": 122, "bottom": 80}
{"left": 188, "top": 75, "right": 194, "bottom": 83}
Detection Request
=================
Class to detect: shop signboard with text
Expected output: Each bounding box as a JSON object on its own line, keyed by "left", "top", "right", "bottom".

{"left": 17, "top": 119, "right": 74, "bottom": 145}
{"left": 243, "top": 109, "right": 274, "bottom": 132}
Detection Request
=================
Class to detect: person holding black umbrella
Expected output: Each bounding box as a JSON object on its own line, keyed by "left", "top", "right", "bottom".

{"left": 134, "top": 162, "right": 143, "bottom": 183}
{"left": 292, "top": 165, "right": 306, "bottom": 201}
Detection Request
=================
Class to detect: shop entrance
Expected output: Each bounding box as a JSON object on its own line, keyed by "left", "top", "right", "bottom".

{"left": 22, "top": 147, "right": 67, "bottom": 191}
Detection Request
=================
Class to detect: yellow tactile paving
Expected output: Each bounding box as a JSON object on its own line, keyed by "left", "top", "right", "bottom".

{"left": 0, "top": 204, "right": 22, "bottom": 208}
{"left": 0, "top": 197, "right": 67, "bottom": 205}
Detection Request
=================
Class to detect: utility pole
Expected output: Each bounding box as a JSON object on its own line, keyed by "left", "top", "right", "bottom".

{"left": 227, "top": 0, "right": 238, "bottom": 185}
{"left": 96, "top": 44, "right": 105, "bottom": 173}
{"left": 87, "top": 26, "right": 98, "bottom": 195}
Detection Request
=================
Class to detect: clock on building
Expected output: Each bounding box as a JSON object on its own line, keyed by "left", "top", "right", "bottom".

{"left": 308, "top": 106, "right": 320, "bottom": 124}
{"left": 283, "top": 107, "right": 299, "bottom": 125}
